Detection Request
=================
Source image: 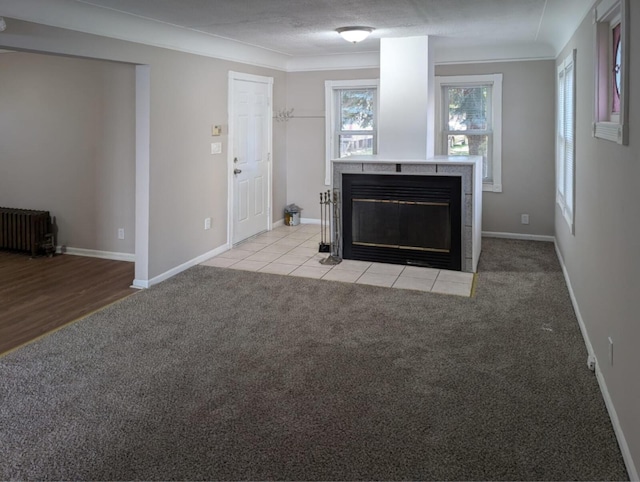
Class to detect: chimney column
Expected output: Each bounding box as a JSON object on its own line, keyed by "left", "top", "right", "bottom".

{"left": 378, "top": 36, "right": 435, "bottom": 159}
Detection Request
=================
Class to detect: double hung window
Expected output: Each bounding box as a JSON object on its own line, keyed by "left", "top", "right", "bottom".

{"left": 435, "top": 74, "right": 502, "bottom": 192}
{"left": 324, "top": 79, "right": 378, "bottom": 185}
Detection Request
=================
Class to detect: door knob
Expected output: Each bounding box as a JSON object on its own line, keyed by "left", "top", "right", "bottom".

{"left": 234, "top": 168, "right": 242, "bottom": 174}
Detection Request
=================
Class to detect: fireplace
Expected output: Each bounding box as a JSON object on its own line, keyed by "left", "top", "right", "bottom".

{"left": 342, "top": 173, "right": 462, "bottom": 270}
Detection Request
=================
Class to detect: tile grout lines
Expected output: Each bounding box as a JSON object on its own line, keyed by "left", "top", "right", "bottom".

{"left": 201, "top": 224, "right": 473, "bottom": 297}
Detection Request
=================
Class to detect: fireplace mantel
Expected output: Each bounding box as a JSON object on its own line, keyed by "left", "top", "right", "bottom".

{"left": 332, "top": 155, "right": 483, "bottom": 273}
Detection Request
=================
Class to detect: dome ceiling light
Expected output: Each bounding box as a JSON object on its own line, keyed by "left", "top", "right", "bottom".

{"left": 336, "top": 26, "right": 374, "bottom": 43}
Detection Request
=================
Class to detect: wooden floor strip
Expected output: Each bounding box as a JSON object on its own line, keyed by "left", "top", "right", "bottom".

{"left": 0, "top": 251, "right": 136, "bottom": 355}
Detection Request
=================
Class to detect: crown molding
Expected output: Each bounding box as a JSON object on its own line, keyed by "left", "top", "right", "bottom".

{"left": 0, "top": 0, "right": 290, "bottom": 70}
{"left": 0, "top": 0, "right": 576, "bottom": 72}
{"left": 286, "top": 51, "right": 379, "bottom": 72}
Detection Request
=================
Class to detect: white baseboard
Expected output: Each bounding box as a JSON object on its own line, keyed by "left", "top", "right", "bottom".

{"left": 136, "top": 243, "right": 229, "bottom": 289}
{"left": 134, "top": 217, "right": 321, "bottom": 287}
{"left": 554, "top": 241, "right": 638, "bottom": 481}
{"left": 130, "top": 277, "right": 150, "bottom": 289}
{"left": 553, "top": 241, "right": 596, "bottom": 362}
{"left": 482, "top": 231, "right": 555, "bottom": 242}
{"left": 300, "top": 217, "right": 321, "bottom": 225}
{"left": 274, "top": 217, "right": 323, "bottom": 227}
{"left": 57, "top": 246, "right": 135, "bottom": 262}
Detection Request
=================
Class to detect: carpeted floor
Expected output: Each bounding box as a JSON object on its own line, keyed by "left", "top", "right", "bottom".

{"left": 0, "top": 238, "right": 628, "bottom": 480}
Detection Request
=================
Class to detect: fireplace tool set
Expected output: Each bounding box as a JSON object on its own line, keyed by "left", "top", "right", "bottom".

{"left": 318, "top": 189, "right": 342, "bottom": 265}
{"left": 318, "top": 191, "right": 331, "bottom": 253}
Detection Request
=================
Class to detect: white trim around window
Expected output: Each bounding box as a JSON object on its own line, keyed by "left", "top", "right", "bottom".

{"left": 557, "top": 50, "right": 577, "bottom": 233}
{"left": 435, "top": 74, "right": 503, "bottom": 193}
{"left": 593, "top": 0, "right": 629, "bottom": 145}
{"left": 324, "top": 79, "right": 379, "bottom": 185}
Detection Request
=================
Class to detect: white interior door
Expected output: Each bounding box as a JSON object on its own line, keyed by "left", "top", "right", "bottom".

{"left": 229, "top": 73, "right": 272, "bottom": 245}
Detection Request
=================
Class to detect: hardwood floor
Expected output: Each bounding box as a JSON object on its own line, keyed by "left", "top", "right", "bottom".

{"left": 0, "top": 251, "right": 136, "bottom": 355}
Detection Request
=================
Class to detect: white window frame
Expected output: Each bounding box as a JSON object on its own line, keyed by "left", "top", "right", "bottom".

{"left": 557, "top": 50, "right": 577, "bottom": 233}
{"left": 324, "top": 79, "right": 379, "bottom": 185}
{"left": 593, "top": 0, "right": 629, "bottom": 145}
{"left": 435, "top": 74, "right": 503, "bottom": 193}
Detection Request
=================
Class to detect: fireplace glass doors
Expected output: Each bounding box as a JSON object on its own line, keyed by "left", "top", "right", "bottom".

{"left": 343, "top": 174, "right": 462, "bottom": 270}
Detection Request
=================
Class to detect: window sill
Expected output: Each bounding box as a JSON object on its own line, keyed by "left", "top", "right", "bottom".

{"left": 483, "top": 182, "right": 502, "bottom": 193}
{"left": 556, "top": 198, "right": 575, "bottom": 235}
{"left": 593, "top": 121, "right": 627, "bottom": 144}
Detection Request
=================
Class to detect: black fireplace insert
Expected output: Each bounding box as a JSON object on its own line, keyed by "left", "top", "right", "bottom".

{"left": 342, "top": 173, "right": 462, "bottom": 270}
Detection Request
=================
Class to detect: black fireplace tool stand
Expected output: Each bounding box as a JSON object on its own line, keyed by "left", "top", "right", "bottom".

{"left": 318, "top": 189, "right": 342, "bottom": 265}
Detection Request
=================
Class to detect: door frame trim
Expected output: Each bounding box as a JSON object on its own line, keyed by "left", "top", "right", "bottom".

{"left": 227, "top": 71, "right": 274, "bottom": 247}
{"left": 132, "top": 64, "right": 150, "bottom": 288}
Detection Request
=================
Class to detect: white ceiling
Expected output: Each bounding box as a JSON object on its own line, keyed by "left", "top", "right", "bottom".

{"left": 0, "top": 0, "right": 594, "bottom": 70}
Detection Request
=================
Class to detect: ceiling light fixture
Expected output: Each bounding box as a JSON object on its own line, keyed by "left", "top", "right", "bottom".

{"left": 336, "top": 26, "right": 373, "bottom": 43}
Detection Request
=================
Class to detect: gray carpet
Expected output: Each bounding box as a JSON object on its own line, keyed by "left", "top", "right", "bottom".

{"left": 0, "top": 238, "right": 628, "bottom": 480}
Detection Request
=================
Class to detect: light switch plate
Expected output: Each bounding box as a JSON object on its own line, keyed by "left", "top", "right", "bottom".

{"left": 211, "top": 142, "right": 222, "bottom": 154}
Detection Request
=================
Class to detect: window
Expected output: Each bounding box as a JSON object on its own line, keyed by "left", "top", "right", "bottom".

{"left": 611, "top": 21, "right": 621, "bottom": 119}
{"left": 324, "top": 79, "right": 378, "bottom": 185}
{"left": 593, "top": 0, "right": 629, "bottom": 144}
{"left": 435, "top": 74, "right": 503, "bottom": 192}
{"left": 557, "top": 50, "right": 576, "bottom": 233}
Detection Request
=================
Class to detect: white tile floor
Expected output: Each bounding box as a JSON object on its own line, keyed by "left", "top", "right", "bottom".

{"left": 201, "top": 224, "right": 475, "bottom": 297}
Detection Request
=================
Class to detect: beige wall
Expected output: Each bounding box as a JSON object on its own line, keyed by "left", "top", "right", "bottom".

{"left": 0, "top": 21, "right": 556, "bottom": 279}
{"left": 141, "top": 50, "right": 286, "bottom": 275}
{"left": 0, "top": 19, "right": 286, "bottom": 279}
{"left": 436, "top": 61, "right": 556, "bottom": 236}
{"left": 285, "top": 68, "right": 379, "bottom": 220}
{"left": 272, "top": 78, "right": 288, "bottom": 223}
{"left": 556, "top": 7, "right": 640, "bottom": 477}
{"left": 0, "top": 52, "right": 135, "bottom": 253}
{"left": 286, "top": 62, "right": 556, "bottom": 236}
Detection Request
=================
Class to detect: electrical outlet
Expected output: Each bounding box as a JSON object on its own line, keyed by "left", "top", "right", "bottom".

{"left": 521, "top": 214, "right": 530, "bottom": 225}
{"left": 118, "top": 228, "right": 125, "bottom": 240}
{"left": 204, "top": 217, "right": 211, "bottom": 230}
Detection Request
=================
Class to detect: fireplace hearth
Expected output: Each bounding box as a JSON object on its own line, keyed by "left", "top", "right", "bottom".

{"left": 342, "top": 173, "right": 462, "bottom": 270}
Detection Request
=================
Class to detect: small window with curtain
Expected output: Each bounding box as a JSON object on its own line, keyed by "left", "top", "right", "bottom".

{"left": 611, "top": 21, "right": 621, "bottom": 119}
{"left": 593, "top": 0, "right": 629, "bottom": 144}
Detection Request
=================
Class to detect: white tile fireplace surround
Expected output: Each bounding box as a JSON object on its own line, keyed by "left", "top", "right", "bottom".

{"left": 333, "top": 155, "right": 483, "bottom": 273}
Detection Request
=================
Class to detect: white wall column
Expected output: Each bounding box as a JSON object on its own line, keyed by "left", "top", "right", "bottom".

{"left": 133, "top": 64, "right": 150, "bottom": 288}
{"left": 378, "top": 36, "right": 434, "bottom": 159}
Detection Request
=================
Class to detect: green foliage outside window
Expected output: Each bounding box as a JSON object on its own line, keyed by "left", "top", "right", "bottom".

{"left": 448, "top": 86, "right": 489, "bottom": 159}
{"left": 340, "top": 89, "right": 375, "bottom": 130}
